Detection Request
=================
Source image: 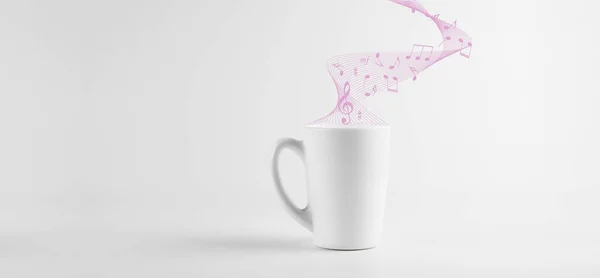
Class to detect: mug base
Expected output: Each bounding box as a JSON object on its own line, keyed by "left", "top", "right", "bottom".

{"left": 314, "top": 243, "right": 377, "bottom": 251}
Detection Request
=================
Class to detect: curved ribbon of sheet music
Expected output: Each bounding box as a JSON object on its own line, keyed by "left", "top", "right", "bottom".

{"left": 307, "top": 0, "right": 472, "bottom": 127}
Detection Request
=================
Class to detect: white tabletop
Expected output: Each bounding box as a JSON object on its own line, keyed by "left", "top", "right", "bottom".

{"left": 3, "top": 194, "right": 599, "bottom": 278}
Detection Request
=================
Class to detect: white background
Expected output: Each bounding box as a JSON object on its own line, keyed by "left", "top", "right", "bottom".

{"left": 1, "top": 0, "right": 599, "bottom": 277}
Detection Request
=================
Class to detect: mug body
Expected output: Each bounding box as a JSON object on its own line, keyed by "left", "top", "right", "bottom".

{"left": 304, "top": 125, "right": 390, "bottom": 250}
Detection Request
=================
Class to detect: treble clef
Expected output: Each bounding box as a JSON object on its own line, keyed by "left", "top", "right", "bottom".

{"left": 337, "top": 81, "right": 354, "bottom": 125}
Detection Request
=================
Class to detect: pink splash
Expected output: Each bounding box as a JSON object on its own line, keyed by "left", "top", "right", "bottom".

{"left": 308, "top": 0, "right": 472, "bottom": 126}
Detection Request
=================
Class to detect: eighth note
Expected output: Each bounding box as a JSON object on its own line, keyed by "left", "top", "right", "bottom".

{"left": 363, "top": 75, "right": 377, "bottom": 96}
{"left": 383, "top": 74, "right": 398, "bottom": 93}
{"left": 406, "top": 44, "right": 433, "bottom": 61}
{"left": 389, "top": 57, "right": 401, "bottom": 70}
{"left": 438, "top": 38, "right": 446, "bottom": 47}
{"left": 409, "top": 66, "right": 419, "bottom": 81}
{"left": 444, "top": 20, "right": 457, "bottom": 30}
{"left": 333, "top": 63, "right": 344, "bottom": 76}
{"left": 375, "top": 53, "right": 384, "bottom": 67}
{"left": 458, "top": 38, "right": 472, "bottom": 58}
{"left": 365, "top": 85, "right": 377, "bottom": 96}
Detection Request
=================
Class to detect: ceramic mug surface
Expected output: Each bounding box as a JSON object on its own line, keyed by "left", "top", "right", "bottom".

{"left": 272, "top": 125, "right": 390, "bottom": 250}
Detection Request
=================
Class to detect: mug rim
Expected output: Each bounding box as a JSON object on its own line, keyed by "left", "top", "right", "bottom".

{"left": 304, "top": 124, "right": 390, "bottom": 130}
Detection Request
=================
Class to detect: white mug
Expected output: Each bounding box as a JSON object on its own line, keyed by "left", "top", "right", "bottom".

{"left": 271, "top": 125, "right": 390, "bottom": 250}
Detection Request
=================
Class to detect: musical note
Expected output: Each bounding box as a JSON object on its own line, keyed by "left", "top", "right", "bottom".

{"left": 458, "top": 38, "right": 472, "bottom": 58}
{"left": 360, "top": 56, "right": 370, "bottom": 65}
{"left": 401, "top": 1, "right": 415, "bottom": 13}
{"left": 383, "top": 74, "right": 398, "bottom": 93}
{"left": 333, "top": 63, "right": 344, "bottom": 76}
{"left": 438, "top": 38, "right": 446, "bottom": 47}
{"left": 444, "top": 20, "right": 457, "bottom": 30}
{"left": 409, "top": 66, "right": 419, "bottom": 81}
{"left": 306, "top": 0, "right": 473, "bottom": 128}
{"left": 365, "top": 85, "right": 377, "bottom": 96}
{"left": 420, "top": 45, "right": 433, "bottom": 61}
{"left": 389, "top": 57, "right": 401, "bottom": 70}
{"left": 338, "top": 81, "right": 354, "bottom": 125}
{"left": 363, "top": 75, "right": 378, "bottom": 96}
{"left": 405, "top": 44, "right": 433, "bottom": 61}
{"left": 375, "top": 52, "right": 384, "bottom": 67}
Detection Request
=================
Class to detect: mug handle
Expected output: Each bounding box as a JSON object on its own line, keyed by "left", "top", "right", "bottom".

{"left": 271, "top": 138, "right": 313, "bottom": 232}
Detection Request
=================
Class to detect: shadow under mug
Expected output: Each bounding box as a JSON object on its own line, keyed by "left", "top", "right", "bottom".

{"left": 272, "top": 125, "right": 390, "bottom": 250}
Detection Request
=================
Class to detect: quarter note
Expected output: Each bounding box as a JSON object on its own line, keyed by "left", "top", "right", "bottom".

{"left": 405, "top": 44, "right": 433, "bottom": 61}
{"left": 375, "top": 52, "right": 384, "bottom": 67}
{"left": 389, "top": 57, "right": 401, "bottom": 70}
{"left": 458, "top": 38, "right": 472, "bottom": 58}
{"left": 383, "top": 74, "right": 398, "bottom": 93}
